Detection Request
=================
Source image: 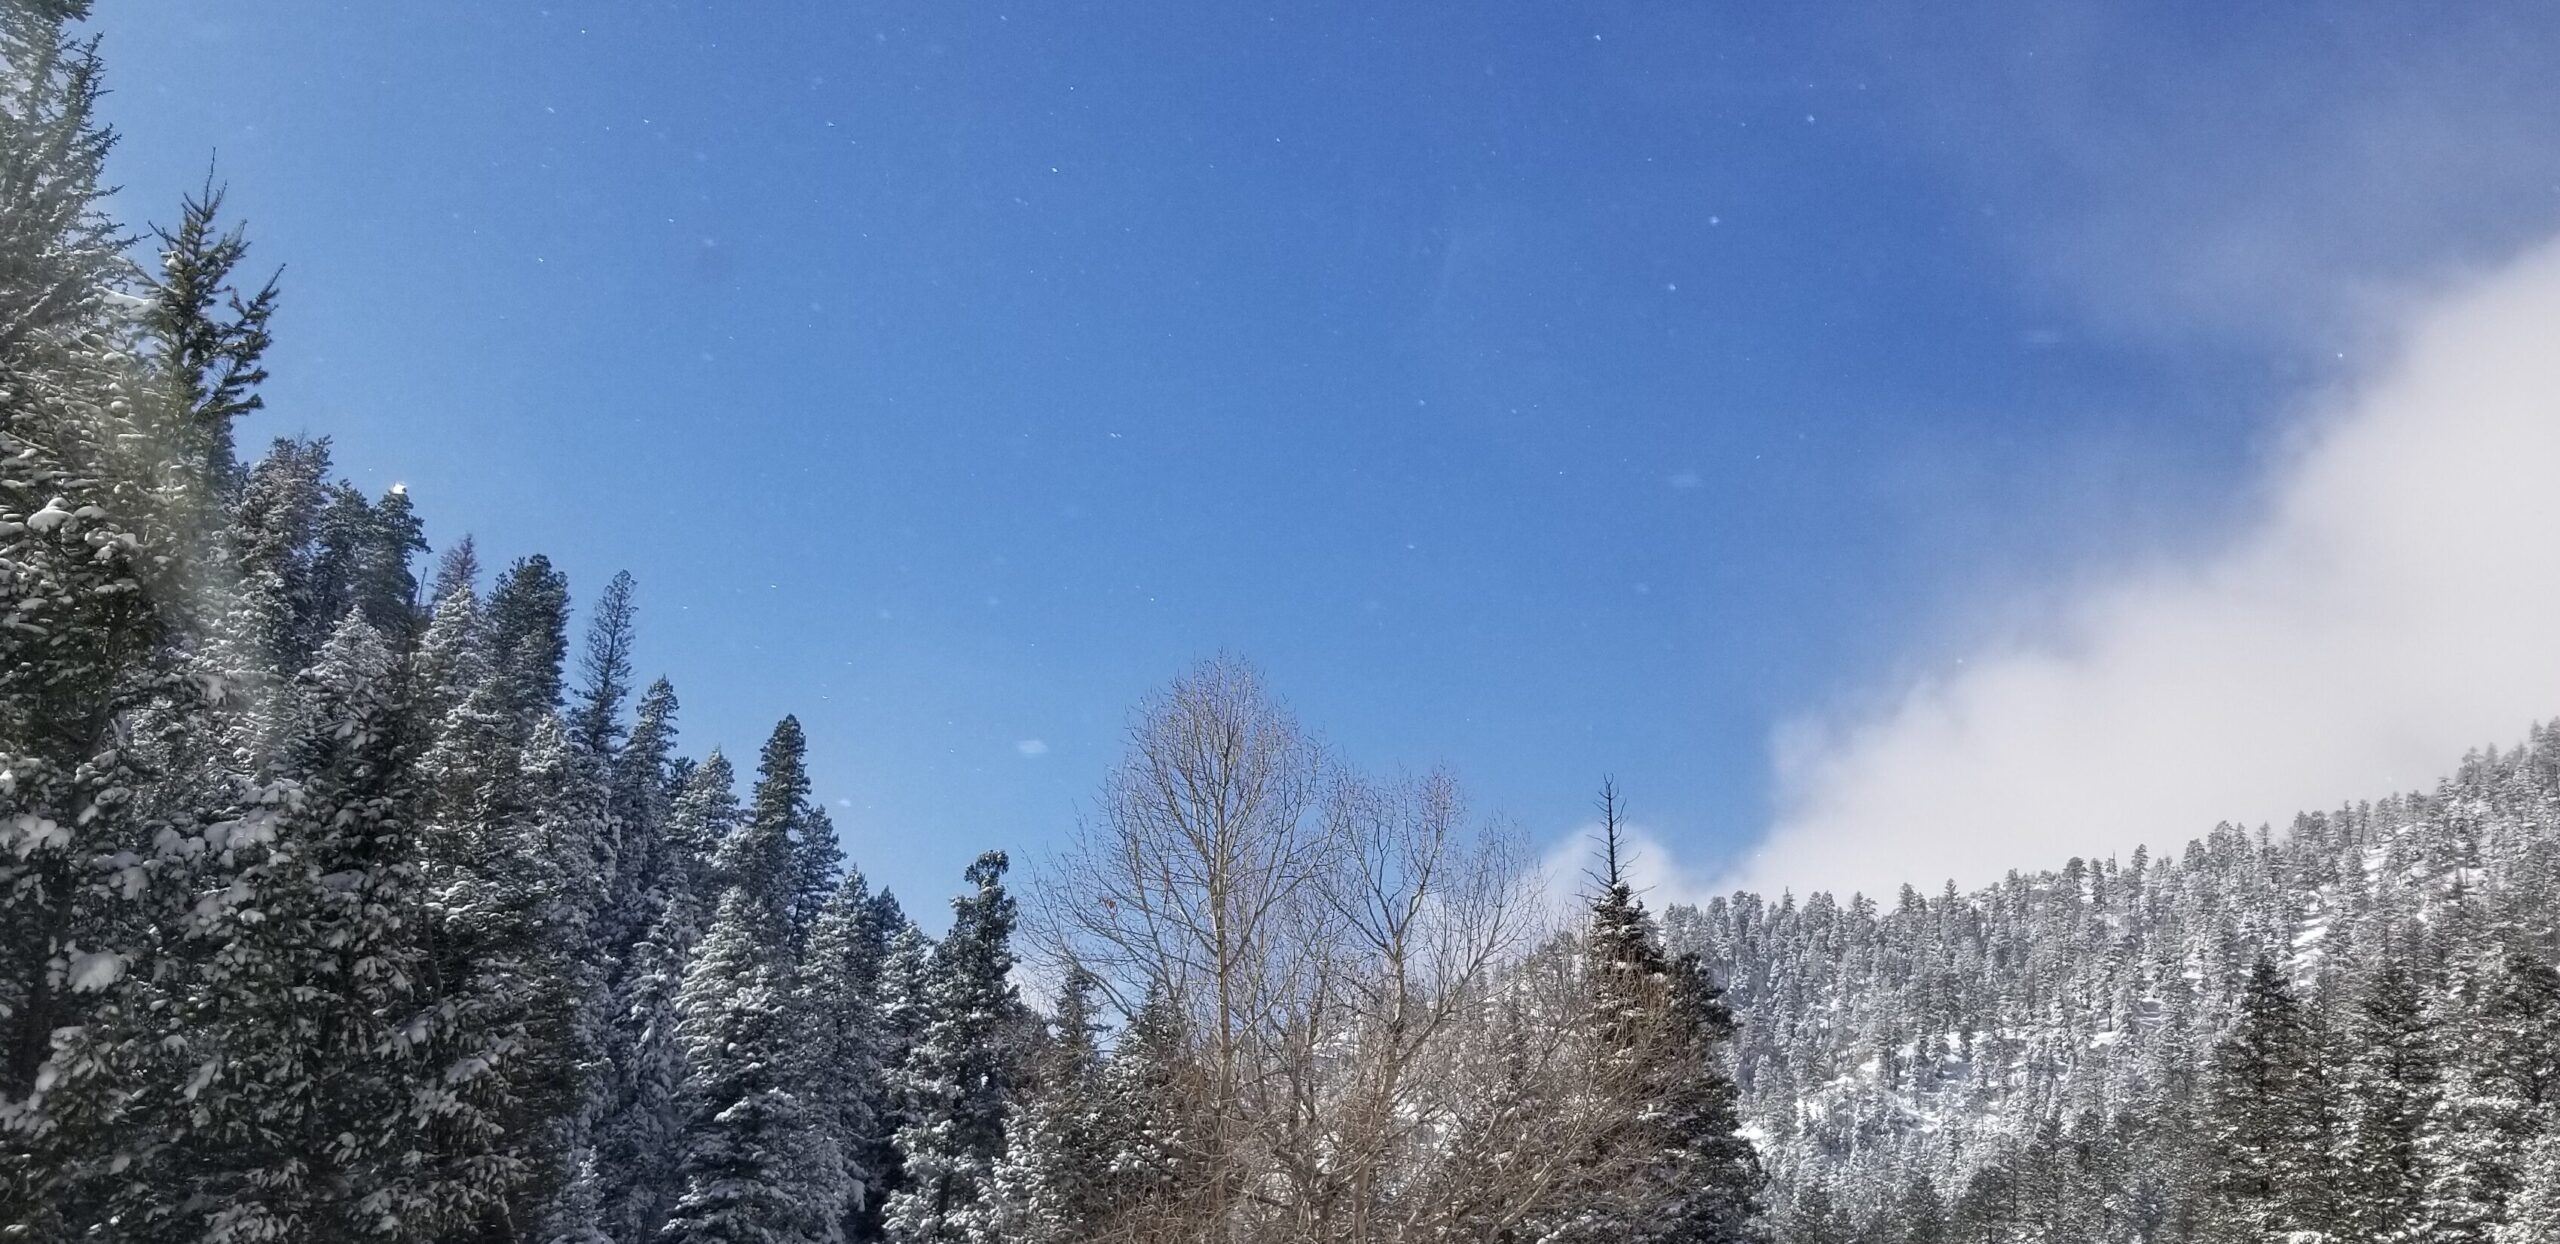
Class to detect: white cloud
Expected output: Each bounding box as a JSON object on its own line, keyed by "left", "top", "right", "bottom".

{"left": 1015, "top": 738, "right": 1049, "bottom": 758}
{"left": 1727, "top": 240, "right": 2560, "bottom": 902}
{"left": 1541, "top": 820, "right": 1714, "bottom": 916}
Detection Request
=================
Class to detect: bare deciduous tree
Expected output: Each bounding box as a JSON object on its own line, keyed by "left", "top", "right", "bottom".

{"left": 1032, "top": 658, "right": 1752, "bottom": 1244}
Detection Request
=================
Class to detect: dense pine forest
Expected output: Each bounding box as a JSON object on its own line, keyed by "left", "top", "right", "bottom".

{"left": 5, "top": 4, "right": 2559, "bottom": 1243}
{"left": 1676, "top": 735, "right": 2560, "bottom": 1241}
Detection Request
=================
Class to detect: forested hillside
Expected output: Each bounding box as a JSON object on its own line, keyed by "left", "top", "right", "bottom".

{"left": 1673, "top": 734, "right": 2560, "bottom": 1241}
{"left": 0, "top": 8, "right": 1759, "bottom": 1241}
{"left": 9, "top": 5, "right": 2560, "bottom": 1244}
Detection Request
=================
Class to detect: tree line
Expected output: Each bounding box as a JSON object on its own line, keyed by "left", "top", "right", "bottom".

{"left": 0, "top": 6, "right": 1764, "bottom": 1241}
{"left": 1679, "top": 740, "right": 2560, "bottom": 1243}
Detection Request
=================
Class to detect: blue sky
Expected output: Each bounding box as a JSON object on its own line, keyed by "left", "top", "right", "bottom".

{"left": 88, "top": 2, "right": 2560, "bottom": 909}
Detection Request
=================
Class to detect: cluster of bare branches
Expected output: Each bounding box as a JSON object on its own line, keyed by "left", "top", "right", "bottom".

{"left": 1032, "top": 657, "right": 1755, "bottom": 1244}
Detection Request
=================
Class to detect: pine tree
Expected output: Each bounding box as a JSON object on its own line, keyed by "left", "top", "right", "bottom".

{"left": 485, "top": 554, "right": 571, "bottom": 731}
{"left": 0, "top": 8, "right": 236, "bottom": 1228}
{"left": 980, "top": 966, "right": 1108, "bottom": 1244}
{"left": 884, "top": 853, "right": 1024, "bottom": 1244}
{"left": 715, "top": 717, "right": 813, "bottom": 934}
{"left": 522, "top": 715, "right": 619, "bottom": 1244}
{"left": 2421, "top": 1059, "right": 2523, "bottom": 1244}
{"left": 216, "top": 437, "right": 332, "bottom": 742}
{"left": 568, "top": 570, "right": 637, "bottom": 762}
{"left": 139, "top": 176, "right": 277, "bottom": 490}
{"left": 414, "top": 583, "right": 611, "bottom": 1243}
{"left": 1779, "top": 1179, "right": 1852, "bottom": 1244}
{"left": 2491, "top": 1129, "right": 2560, "bottom": 1244}
{"left": 2336, "top": 961, "right": 2439, "bottom": 1241}
{"left": 1087, "top": 987, "right": 1201, "bottom": 1240}
{"left": 1565, "top": 782, "right": 1763, "bottom": 1244}
{"left": 798, "top": 868, "right": 889, "bottom": 1238}
{"left": 112, "top": 615, "right": 492, "bottom": 1242}
{"left": 596, "top": 748, "right": 730, "bottom": 1244}
{"left": 2418, "top": 948, "right": 2555, "bottom": 1244}
{"left": 791, "top": 805, "right": 844, "bottom": 951}
{"left": 352, "top": 483, "right": 426, "bottom": 639}
{"left": 855, "top": 914, "right": 933, "bottom": 1243}
{"left": 602, "top": 677, "right": 681, "bottom": 937}
{"left": 1891, "top": 1175, "right": 1948, "bottom": 1244}
{"left": 664, "top": 887, "right": 830, "bottom": 1244}
{"left": 2201, "top": 959, "right": 2333, "bottom": 1243}
{"left": 429, "top": 534, "right": 480, "bottom": 604}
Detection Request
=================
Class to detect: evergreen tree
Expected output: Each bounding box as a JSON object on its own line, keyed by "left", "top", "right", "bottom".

{"left": 2201, "top": 959, "right": 2333, "bottom": 1243}
{"left": 485, "top": 553, "right": 571, "bottom": 731}
{"left": 1777, "top": 1179, "right": 1852, "bottom": 1244}
{"left": 429, "top": 534, "right": 480, "bottom": 604}
{"left": 218, "top": 436, "right": 332, "bottom": 736}
{"left": 884, "top": 853, "right": 1023, "bottom": 1244}
{"left": 855, "top": 915, "right": 933, "bottom": 1243}
{"left": 2416, "top": 949, "right": 2556, "bottom": 1244}
{"left": 664, "top": 888, "right": 831, "bottom": 1244}
{"left": 596, "top": 749, "right": 731, "bottom": 1244}
{"left": 140, "top": 177, "right": 276, "bottom": 490}
{"left": 87, "top": 617, "right": 473, "bottom": 1242}
{"left": 798, "top": 867, "right": 889, "bottom": 1239}
{"left": 1567, "top": 783, "right": 1763, "bottom": 1244}
{"left": 0, "top": 9, "right": 233, "bottom": 1228}
{"left": 352, "top": 483, "right": 426, "bottom": 639}
{"left": 569, "top": 570, "right": 637, "bottom": 762}
{"left": 715, "top": 716, "right": 813, "bottom": 934}
{"left": 1891, "top": 1175, "right": 1949, "bottom": 1244}
{"left": 521, "top": 716, "right": 619, "bottom": 1244}
{"left": 1087, "top": 987, "right": 1202, "bottom": 1240}
{"left": 2337, "top": 961, "right": 2439, "bottom": 1241}
{"left": 980, "top": 966, "right": 1109, "bottom": 1244}
{"left": 2420, "top": 1059, "right": 2523, "bottom": 1244}
{"left": 2491, "top": 1129, "right": 2560, "bottom": 1244}
{"left": 792, "top": 805, "right": 844, "bottom": 951}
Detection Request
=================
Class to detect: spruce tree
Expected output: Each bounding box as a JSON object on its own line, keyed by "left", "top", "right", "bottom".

{"left": 217, "top": 437, "right": 332, "bottom": 738}
{"left": 2201, "top": 959, "right": 2333, "bottom": 1243}
{"left": 791, "top": 804, "right": 844, "bottom": 951}
{"left": 2418, "top": 949, "right": 2555, "bottom": 1243}
{"left": 980, "top": 966, "right": 1109, "bottom": 1244}
{"left": 353, "top": 483, "right": 426, "bottom": 639}
{"left": 716, "top": 717, "right": 813, "bottom": 933}
{"left": 855, "top": 915, "right": 933, "bottom": 1242}
{"left": 596, "top": 749, "right": 731, "bottom": 1244}
{"left": 884, "top": 853, "right": 1024, "bottom": 1244}
{"left": 2337, "top": 961, "right": 2439, "bottom": 1241}
{"left": 1892, "top": 1175, "right": 1949, "bottom": 1244}
{"left": 798, "top": 867, "right": 890, "bottom": 1238}
{"left": 80, "top": 616, "right": 460, "bottom": 1241}
{"left": 485, "top": 554, "right": 571, "bottom": 730}
{"left": 664, "top": 888, "right": 831, "bottom": 1244}
{"left": 0, "top": 9, "right": 234, "bottom": 1228}
{"left": 569, "top": 570, "right": 637, "bottom": 762}
{"left": 139, "top": 177, "right": 277, "bottom": 490}
{"left": 1088, "top": 987, "right": 1202, "bottom": 1240}
{"left": 521, "top": 716, "right": 619, "bottom": 1244}
{"left": 1567, "top": 783, "right": 1763, "bottom": 1244}
{"left": 429, "top": 534, "right": 480, "bottom": 604}
{"left": 2491, "top": 1130, "right": 2560, "bottom": 1244}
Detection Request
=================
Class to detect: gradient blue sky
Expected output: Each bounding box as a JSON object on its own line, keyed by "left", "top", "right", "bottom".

{"left": 86, "top": 2, "right": 2560, "bottom": 909}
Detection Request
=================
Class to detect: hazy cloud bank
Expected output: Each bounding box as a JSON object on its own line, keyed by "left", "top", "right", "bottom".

{"left": 1727, "top": 241, "right": 2560, "bottom": 901}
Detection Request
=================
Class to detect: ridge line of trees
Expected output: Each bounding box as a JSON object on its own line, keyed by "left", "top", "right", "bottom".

{"left": 0, "top": 8, "right": 1764, "bottom": 1241}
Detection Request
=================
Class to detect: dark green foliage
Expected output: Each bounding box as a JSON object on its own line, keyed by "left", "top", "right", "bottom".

{"left": 140, "top": 178, "right": 277, "bottom": 488}
{"left": 570, "top": 569, "right": 637, "bottom": 761}
{"left": 486, "top": 553, "right": 571, "bottom": 729}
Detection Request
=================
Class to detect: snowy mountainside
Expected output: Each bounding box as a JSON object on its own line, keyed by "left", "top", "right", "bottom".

{"left": 1665, "top": 722, "right": 2560, "bottom": 1226}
